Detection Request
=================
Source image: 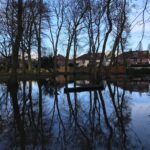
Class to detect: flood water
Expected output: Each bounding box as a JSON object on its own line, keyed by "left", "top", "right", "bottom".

{"left": 0, "top": 76, "right": 150, "bottom": 150}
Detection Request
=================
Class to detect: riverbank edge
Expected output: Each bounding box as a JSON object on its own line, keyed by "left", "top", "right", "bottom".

{"left": 0, "top": 71, "right": 150, "bottom": 82}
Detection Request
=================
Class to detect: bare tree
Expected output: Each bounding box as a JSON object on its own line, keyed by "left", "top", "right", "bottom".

{"left": 22, "top": 0, "right": 37, "bottom": 72}
{"left": 84, "top": 0, "right": 107, "bottom": 76}
{"left": 47, "top": 0, "right": 65, "bottom": 72}
{"left": 109, "top": 0, "right": 128, "bottom": 67}
{"left": 64, "top": 0, "right": 88, "bottom": 73}
{"left": 11, "top": 0, "right": 23, "bottom": 81}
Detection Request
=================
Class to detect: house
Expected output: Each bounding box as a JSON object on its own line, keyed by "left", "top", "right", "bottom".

{"left": 116, "top": 50, "right": 150, "bottom": 66}
{"left": 105, "top": 50, "right": 122, "bottom": 66}
{"left": 53, "top": 54, "right": 69, "bottom": 72}
{"left": 54, "top": 54, "right": 66, "bottom": 67}
{"left": 76, "top": 53, "right": 106, "bottom": 67}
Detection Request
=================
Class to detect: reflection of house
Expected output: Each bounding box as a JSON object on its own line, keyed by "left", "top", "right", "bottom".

{"left": 76, "top": 53, "right": 106, "bottom": 67}
{"left": 116, "top": 50, "right": 150, "bottom": 66}
{"left": 114, "top": 80, "right": 150, "bottom": 93}
{"left": 111, "top": 76, "right": 150, "bottom": 92}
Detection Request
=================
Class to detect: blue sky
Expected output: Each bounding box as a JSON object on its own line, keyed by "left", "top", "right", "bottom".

{"left": 129, "top": 0, "right": 150, "bottom": 50}
{"left": 42, "top": 0, "right": 150, "bottom": 57}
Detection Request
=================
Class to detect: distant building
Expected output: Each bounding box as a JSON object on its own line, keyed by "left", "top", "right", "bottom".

{"left": 116, "top": 50, "right": 150, "bottom": 66}
{"left": 54, "top": 54, "right": 66, "bottom": 67}
{"left": 105, "top": 50, "right": 122, "bottom": 66}
{"left": 76, "top": 53, "right": 106, "bottom": 67}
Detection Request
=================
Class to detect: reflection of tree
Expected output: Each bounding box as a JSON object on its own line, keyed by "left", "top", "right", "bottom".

{"left": 63, "top": 80, "right": 131, "bottom": 150}
{"left": 66, "top": 90, "right": 92, "bottom": 149}
{"left": 106, "top": 81, "right": 131, "bottom": 149}
{"left": 0, "top": 83, "right": 10, "bottom": 117}
{"left": 7, "top": 82, "right": 26, "bottom": 150}
{"left": 40, "top": 79, "right": 55, "bottom": 96}
{"left": 98, "top": 90, "right": 113, "bottom": 150}
{"left": 22, "top": 81, "right": 27, "bottom": 125}
{"left": 27, "top": 80, "right": 38, "bottom": 148}
{"left": 37, "top": 80, "right": 44, "bottom": 149}
{"left": 2, "top": 80, "right": 54, "bottom": 149}
{"left": 25, "top": 80, "right": 53, "bottom": 149}
{"left": 28, "top": 80, "right": 36, "bottom": 129}
{"left": 0, "top": 79, "right": 133, "bottom": 150}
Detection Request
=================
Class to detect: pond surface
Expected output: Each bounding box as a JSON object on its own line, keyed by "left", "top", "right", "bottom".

{"left": 0, "top": 76, "right": 150, "bottom": 150}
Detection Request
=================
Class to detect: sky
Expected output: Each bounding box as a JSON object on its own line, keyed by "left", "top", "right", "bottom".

{"left": 42, "top": 0, "right": 150, "bottom": 57}
{"left": 129, "top": 0, "right": 150, "bottom": 50}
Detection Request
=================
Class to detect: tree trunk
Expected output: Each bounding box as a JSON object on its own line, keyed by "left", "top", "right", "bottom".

{"left": 11, "top": 0, "right": 23, "bottom": 82}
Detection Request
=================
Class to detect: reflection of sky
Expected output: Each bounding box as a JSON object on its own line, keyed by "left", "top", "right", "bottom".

{"left": 0, "top": 81, "right": 150, "bottom": 149}
{"left": 130, "top": 101, "right": 150, "bottom": 149}
{"left": 117, "top": 87, "right": 150, "bottom": 149}
{"left": 41, "top": 0, "right": 150, "bottom": 57}
{"left": 61, "top": 83, "right": 150, "bottom": 150}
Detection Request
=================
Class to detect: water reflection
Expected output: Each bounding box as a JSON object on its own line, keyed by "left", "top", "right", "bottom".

{"left": 110, "top": 76, "right": 150, "bottom": 93}
{"left": 0, "top": 77, "right": 149, "bottom": 150}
